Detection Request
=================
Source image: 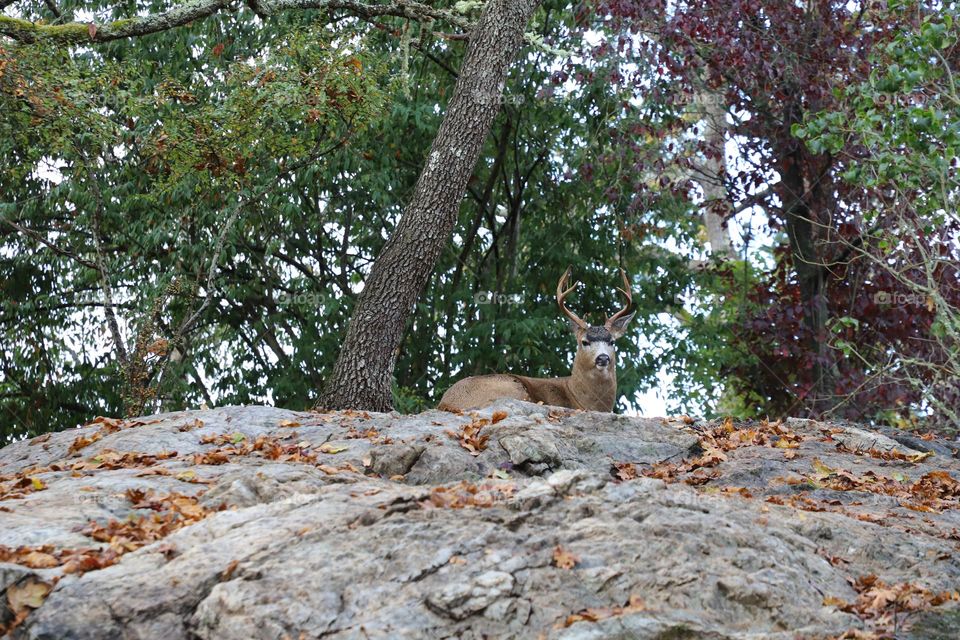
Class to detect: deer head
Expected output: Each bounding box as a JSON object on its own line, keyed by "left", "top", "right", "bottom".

{"left": 557, "top": 267, "right": 635, "bottom": 407}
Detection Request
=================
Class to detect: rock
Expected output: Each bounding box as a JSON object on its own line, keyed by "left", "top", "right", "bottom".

{"left": 905, "top": 609, "right": 960, "bottom": 640}
{"left": 833, "top": 425, "right": 924, "bottom": 455}
{"left": 500, "top": 431, "right": 563, "bottom": 468}
{"left": 368, "top": 443, "right": 426, "bottom": 477}
{"left": 427, "top": 570, "right": 516, "bottom": 620}
{"left": 1, "top": 404, "right": 959, "bottom": 639}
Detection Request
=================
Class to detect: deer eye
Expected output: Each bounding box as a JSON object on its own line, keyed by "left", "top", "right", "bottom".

{"left": 581, "top": 340, "right": 590, "bottom": 347}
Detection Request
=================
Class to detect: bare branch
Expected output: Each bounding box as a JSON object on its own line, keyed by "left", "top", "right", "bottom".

{"left": 86, "top": 166, "right": 130, "bottom": 366}
{"left": 0, "top": 216, "right": 99, "bottom": 269}
{"left": 42, "top": 0, "right": 62, "bottom": 19}
{"left": 732, "top": 186, "right": 773, "bottom": 215}
{"left": 0, "top": 0, "right": 471, "bottom": 43}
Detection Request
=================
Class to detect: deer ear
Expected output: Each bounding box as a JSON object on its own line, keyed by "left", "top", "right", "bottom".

{"left": 607, "top": 311, "right": 635, "bottom": 339}
{"left": 568, "top": 319, "right": 585, "bottom": 336}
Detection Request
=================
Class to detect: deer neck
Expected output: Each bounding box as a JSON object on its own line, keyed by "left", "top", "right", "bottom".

{"left": 566, "top": 352, "right": 617, "bottom": 411}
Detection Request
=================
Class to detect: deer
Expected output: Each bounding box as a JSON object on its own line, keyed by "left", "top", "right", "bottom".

{"left": 438, "top": 267, "right": 635, "bottom": 413}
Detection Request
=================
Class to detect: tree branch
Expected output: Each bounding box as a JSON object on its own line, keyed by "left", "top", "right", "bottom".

{"left": 1, "top": 0, "right": 471, "bottom": 43}
{"left": 42, "top": 0, "right": 62, "bottom": 19}
{"left": 86, "top": 165, "right": 130, "bottom": 366}
{"left": 0, "top": 216, "right": 99, "bottom": 269}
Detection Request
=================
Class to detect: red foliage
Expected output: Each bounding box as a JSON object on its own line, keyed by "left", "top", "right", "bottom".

{"left": 577, "top": 1, "right": 959, "bottom": 426}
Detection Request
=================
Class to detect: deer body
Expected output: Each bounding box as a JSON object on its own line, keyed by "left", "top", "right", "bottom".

{"left": 438, "top": 269, "right": 634, "bottom": 413}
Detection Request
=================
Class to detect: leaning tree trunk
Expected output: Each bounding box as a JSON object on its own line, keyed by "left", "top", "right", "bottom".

{"left": 317, "top": 0, "right": 542, "bottom": 410}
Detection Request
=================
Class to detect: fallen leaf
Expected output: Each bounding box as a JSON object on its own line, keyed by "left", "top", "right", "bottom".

{"left": 552, "top": 546, "right": 579, "bottom": 569}
{"left": 446, "top": 419, "right": 490, "bottom": 456}
{"left": 7, "top": 578, "right": 53, "bottom": 613}
{"left": 823, "top": 595, "right": 847, "bottom": 607}
{"left": 222, "top": 559, "right": 240, "bottom": 580}
{"left": 612, "top": 462, "right": 638, "bottom": 481}
{"left": 22, "top": 551, "right": 58, "bottom": 568}
{"left": 28, "top": 434, "right": 51, "bottom": 446}
{"left": 811, "top": 458, "right": 834, "bottom": 477}
{"left": 562, "top": 594, "right": 645, "bottom": 627}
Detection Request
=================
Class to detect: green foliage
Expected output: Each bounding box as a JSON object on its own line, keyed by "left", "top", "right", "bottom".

{"left": 0, "top": 0, "right": 754, "bottom": 439}
{"left": 1, "top": 12, "right": 388, "bottom": 439}
{"left": 806, "top": 4, "right": 959, "bottom": 215}
{"left": 799, "top": 1, "right": 960, "bottom": 430}
{"left": 16, "top": 0, "right": 952, "bottom": 439}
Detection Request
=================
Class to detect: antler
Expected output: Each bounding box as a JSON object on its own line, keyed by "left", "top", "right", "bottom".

{"left": 557, "top": 266, "right": 589, "bottom": 331}
{"left": 604, "top": 268, "right": 633, "bottom": 329}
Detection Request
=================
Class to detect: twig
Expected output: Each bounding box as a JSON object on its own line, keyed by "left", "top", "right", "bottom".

{"left": 86, "top": 163, "right": 129, "bottom": 365}
{"left": 0, "top": 216, "right": 99, "bottom": 270}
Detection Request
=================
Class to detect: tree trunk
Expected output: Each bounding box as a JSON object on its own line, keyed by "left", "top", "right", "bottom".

{"left": 317, "top": 0, "right": 542, "bottom": 410}
{"left": 779, "top": 138, "right": 833, "bottom": 412}
{"left": 693, "top": 85, "right": 735, "bottom": 258}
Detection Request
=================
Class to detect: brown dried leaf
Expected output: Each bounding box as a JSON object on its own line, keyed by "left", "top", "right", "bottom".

{"left": 552, "top": 546, "right": 579, "bottom": 569}
{"left": 7, "top": 578, "right": 53, "bottom": 613}
{"left": 612, "top": 462, "right": 638, "bottom": 481}
{"left": 22, "top": 551, "right": 58, "bottom": 568}
{"left": 222, "top": 559, "right": 240, "bottom": 580}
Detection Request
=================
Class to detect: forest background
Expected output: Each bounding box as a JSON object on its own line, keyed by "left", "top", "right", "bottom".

{"left": 1, "top": 0, "right": 958, "bottom": 440}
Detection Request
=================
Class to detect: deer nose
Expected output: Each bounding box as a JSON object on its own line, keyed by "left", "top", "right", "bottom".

{"left": 595, "top": 354, "right": 610, "bottom": 367}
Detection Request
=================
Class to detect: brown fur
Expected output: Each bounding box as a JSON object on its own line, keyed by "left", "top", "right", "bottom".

{"left": 437, "top": 333, "right": 620, "bottom": 412}
{"left": 438, "top": 268, "right": 634, "bottom": 413}
{"left": 437, "top": 374, "right": 531, "bottom": 411}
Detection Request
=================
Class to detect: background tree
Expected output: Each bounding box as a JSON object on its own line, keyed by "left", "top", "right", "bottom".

{"left": 2, "top": 0, "right": 957, "bottom": 440}
{"left": 317, "top": 0, "right": 543, "bottom": 410}
{"left": 802, "top": 6, "right": 960, "bottom": 429}
{"left": 589, "top": 0, "right": 958, "bottom": 428}
{"left": 1, "top": 0, "right": 546, "bottom": 425}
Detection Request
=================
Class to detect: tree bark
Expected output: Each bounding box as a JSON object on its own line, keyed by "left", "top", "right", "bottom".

{"left": 317, "top": 0, "right": 542, "bottom": 410}
{"left": 778, "top": 135, "right": 834, "bottom": 411}
{"left": 696, "top": 88, "right": 735, "bottom": 258}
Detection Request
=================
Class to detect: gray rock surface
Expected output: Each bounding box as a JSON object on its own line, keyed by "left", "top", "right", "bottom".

{"left": 0, "top": 402, "right": 958, "bottom": 639}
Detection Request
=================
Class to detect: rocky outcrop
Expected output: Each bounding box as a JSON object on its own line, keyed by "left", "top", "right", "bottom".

{"left": 0, "top": 401, "right": 958, "bottom": 639}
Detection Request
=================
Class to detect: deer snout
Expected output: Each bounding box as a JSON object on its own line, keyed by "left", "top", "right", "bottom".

{"left": 595, "top": 354, "right": 611, "bottom": 367}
